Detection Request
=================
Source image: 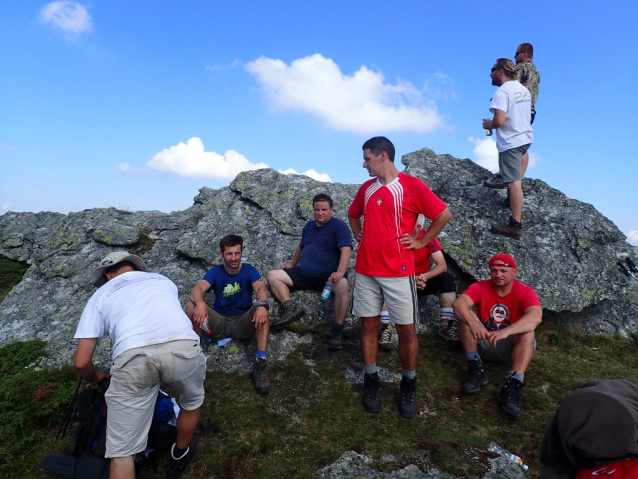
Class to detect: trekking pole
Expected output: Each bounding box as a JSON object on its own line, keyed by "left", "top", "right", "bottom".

{"left": 626, "top": 257, "right": 638, "bottom": 275}
{"left": 617, "top": 261, "right": 638, "bottom": 284}
{"left": 57, "top": 377, "right": 83, "bottom": 439}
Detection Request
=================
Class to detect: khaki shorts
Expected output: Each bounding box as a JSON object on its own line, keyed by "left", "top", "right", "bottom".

{"left": 352, "top": 273, "right": 417, "bottom": 325}
{"left": 206, "top": 306, "right": 255, "bottom": 340}
{"left": 105, "top": 340, "right": 206, "bottom": 458}
{"left": 477, "top": 335, "right": 537, "bottom": 364}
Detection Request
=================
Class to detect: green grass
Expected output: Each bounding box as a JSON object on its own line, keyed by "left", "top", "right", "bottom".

{"left": 0, "top": 256, "right": 29, "bottom": 302}
{"left": 2, "top": 326, "right": 637, "bottom": 479}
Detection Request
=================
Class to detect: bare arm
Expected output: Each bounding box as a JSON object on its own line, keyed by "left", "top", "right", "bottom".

{"left": 190, "top": 279, "right": 211, "bottom": 327}
{"left": 482, "top": 109, "right": 506, "bottom": 130}
{"left": 252, "top": 280, "right": 269, "bottom": 328}
{"left": 488, "top": 305, "right": 543, "bottom": 347}
{"left": 401, "top": 208, "right": 452, "bottom": 250}
{"left": 74, "top": 338, "right": 110, "bottom": 388}
{"left": 424, "top": 250, "right": 447, "bottom": 280}
{"left": 454, "top": 294, "right": 490, "bottom": 341}
{"left": 329, "top": 246, "right": 352, "bottom": 284}
{"left": 349, "top": 215, "right": 363, "bottom": 243}
{"left": 280, "top": 246, "right": 302, "bottom": 269}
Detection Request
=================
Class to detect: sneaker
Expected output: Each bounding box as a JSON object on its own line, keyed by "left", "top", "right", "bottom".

{"left": 363, "top": 372, "right": 382, "bottom": 413}
{"left": 271, "top": 301, "right": 305, "bottom": 330}
{"left": 497, "top": 377, "right": 525, "bottom": 417}
{"left": 328, "top": 322, "right": 344, "bottom": 350}
{"left": 483, "top": 173, "right": 508, "bottom": 189}
{"left": 252, "top": 357, "right": 271, "bottom": 395}
{"left": 490, "top": 216, "right": 522, "bottom": 240}
{"left": 399, "top": 376, "right": 418, "bottom": 418}
{"left": 438, "top": 319, "right": 461, "bottom": 347}
{"left": 378, "top": 322, "right": 393, "bottom": 351}
{"left": 167, "top": 436, "right": 197, "bottom": 479}
{"left": 461, "top": 360, "right": 488, "bottom": 394}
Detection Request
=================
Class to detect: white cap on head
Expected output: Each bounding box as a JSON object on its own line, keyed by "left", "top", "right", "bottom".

{"left": 91, "top": 251, "right": 147, "bottom": 288}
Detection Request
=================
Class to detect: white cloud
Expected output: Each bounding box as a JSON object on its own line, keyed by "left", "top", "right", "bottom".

{"left": 206, "top": 59, "right": 241, "bottom": 72}
{"left": 39, "top": 1, "right": 93, "bottom": 40}
{"left": 114, "top": 163, "right": 132, "bottom": 173}
{"left": 528, "top": 151, "right": 539, "bottom": 169}
{"left": 245, "top": 54, "right": 444, "bottom": 134}
{"left": 468, "top": 136, "right": 498, "bottom": 172}
{"left": 147, "top": 137, "right": 268, "bottom": 180}
{"left": 1, "top": 203, "right": 12, "bottom": 210}
{"left": 627, "top": 230, "right": 638, "bottom": 245}
{"left": 279, "top": 168, "right": 332, "bottom": 182}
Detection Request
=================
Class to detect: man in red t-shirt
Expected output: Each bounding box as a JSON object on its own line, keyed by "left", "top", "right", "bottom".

{"left": 454, "top": 253, "right": 542, "bottom": 417}
{"left": 349, "top": 136, "right": 452, "bottom": 418}
{"left": 378, "top": 215, "right": 458, "bottom": 351}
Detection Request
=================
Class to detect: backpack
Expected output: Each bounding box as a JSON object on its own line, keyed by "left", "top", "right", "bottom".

{"left": 576, "top": 457, "right": 638, "bottom": 479}
{"left": 44, "top": 379, "right": 177, "bottom": 479}
{"left": 44, "top": 379, "right": 110, "bottom": 479}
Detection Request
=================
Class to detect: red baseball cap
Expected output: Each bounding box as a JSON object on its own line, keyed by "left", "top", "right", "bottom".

{"left": 489, "top": 253, "right": 517, "bottom": 268}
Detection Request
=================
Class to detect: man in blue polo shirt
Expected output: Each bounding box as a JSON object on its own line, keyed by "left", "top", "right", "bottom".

{"left": 267, "top": 193, "right": 353, "bottom": 350}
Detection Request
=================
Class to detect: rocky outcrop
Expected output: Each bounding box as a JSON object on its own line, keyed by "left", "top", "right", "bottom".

{"left": 1, "top": 147, "right": 637, "bottom": 370}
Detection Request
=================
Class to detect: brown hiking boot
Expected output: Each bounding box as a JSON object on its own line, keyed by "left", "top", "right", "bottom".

{"left": 490, "top": 217, "right": 522, "bottom": 240}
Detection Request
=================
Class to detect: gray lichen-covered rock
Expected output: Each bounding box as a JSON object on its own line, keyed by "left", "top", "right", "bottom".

{"left": 1, "top": 150, "right": 638, "bottom": 372}
{"left": 315, "top": 451, "right": 525, "bottom": 479}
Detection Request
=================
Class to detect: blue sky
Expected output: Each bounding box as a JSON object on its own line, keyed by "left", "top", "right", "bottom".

{"left": 2, "top": 1, "right": 637, "bottom": 244}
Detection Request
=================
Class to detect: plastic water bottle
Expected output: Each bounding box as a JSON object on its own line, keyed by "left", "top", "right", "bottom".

{"left": 202, "top": 320, "right": 211, "bottom": 335}
{"left": 487, "top": 442, "right": 528, "bottom": 471}
{"left": 321, "top": 280, "right": 333, "bottom": 300}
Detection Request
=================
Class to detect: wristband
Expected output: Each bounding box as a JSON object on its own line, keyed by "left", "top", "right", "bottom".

{"left": 253, "top": 299, "right": 269, "bottom": 311}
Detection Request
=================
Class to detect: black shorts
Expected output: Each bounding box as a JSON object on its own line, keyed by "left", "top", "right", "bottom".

{"left": 284, "top": 266, "right": 347, "bottom": 291}
{"left": 416, "top": 271, "right": 456, "bottom": 297}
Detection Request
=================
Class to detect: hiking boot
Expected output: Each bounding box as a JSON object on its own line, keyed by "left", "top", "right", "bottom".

{"left": 483, "top": 173, "right": 507, "bottom": 189}
{"left": 461, "top": 360, "right": 488, "bottom": 394}
{"left": 252, "top": 357, "right": 271, "bottom": 395}
{"left": 167, "top": 435, "right": 197, "bottom": 479}
{"left": 363, "top": 372, "right": 382, "bottom": 413}
{"left": 498, "top": 377, "right": 525, "bottom": 417}
{"left": 438, "top": 319, "right": 461, "bottom": 347}
{"left": 399, "top": 376, "right": 418, "bottom": 418}
{"left": 271, "top": 301, "right": 305, "bottom": 330}
{"left": 378, "top": 322, "right": 393, "bottom": 351}
{"left": 328, "top": 322, "right": 344, "bottom": 351}
{"left": 490, "top": 217, "right": 522, "bottom": 240}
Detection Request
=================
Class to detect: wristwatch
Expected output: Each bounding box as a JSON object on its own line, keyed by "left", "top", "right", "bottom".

{"left": 253, "top": 299, "right": 270, "bottom": 311}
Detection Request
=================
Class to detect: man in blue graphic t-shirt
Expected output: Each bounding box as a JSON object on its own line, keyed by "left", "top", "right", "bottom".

{"left": 267, "top": 193, "right": 353, "bottom": 350}
{"left": 186, "top": 234, "right": 271, "bottom": 395}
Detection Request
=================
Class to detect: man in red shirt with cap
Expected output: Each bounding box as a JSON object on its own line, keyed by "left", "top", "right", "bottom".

{"left": 454, "top": 253, "right": 542, "bottom": 417}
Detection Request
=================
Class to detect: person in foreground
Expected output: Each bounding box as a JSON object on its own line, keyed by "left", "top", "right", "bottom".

{"left": 378, "top": 215, "right": 458, "bottom": 351}
{"left": 349, "top": 136, "right": 452, "bottom": 418}
{"left": 539, "top": 379, "right": 638, "bottom": 479}
{"left": 186, "top": 234, "right": 271, "bottom": 395}
{"left": 482, "top": 58, "right": 533, "bottom": 239}
{"left": 454, "top": 253, "right": 542, "bottom": 417}
{"left": 74, "top": 252, "right": 206, "bottom": 479}
{"left": 267, "top": 193, "right": 353, "bottom": 350}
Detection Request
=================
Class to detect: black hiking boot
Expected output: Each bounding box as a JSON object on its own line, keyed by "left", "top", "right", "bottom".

{"left": 497, "top": 377, "right": 525, "bottom": 417}
{"left": 363, "top": 372, "right": 381, "bottom": 413}
{"left": 328, "top": 322, "right": 344, "bottom": 350}
{"left": 461, "top": 359, "right": 488, "bottom": 394}
{"left": 271, "top": 301, "right": 305, "bottom": 330}
{"left": 399, "top": 376, "right": 418, "bottom": 418}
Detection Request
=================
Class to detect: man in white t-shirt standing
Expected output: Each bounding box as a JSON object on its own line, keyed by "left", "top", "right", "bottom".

{"left": 482, "top": 58, "right": 533, "bottom": 240}
{"left": 73, "top": 252, "right": 207, "bottom": 479}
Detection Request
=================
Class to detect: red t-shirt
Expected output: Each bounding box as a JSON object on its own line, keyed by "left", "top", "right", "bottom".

{"left": 576, "top": 457, "right": 638, "bottom": 479}
{"left": 349, "top": 173, "right": 447, "bottom": 277}
{"left": 463, "top": 279, "right": 540, "bottom": 331}
{"left": 414, "top": 229, "right": 442, "bottom": 275}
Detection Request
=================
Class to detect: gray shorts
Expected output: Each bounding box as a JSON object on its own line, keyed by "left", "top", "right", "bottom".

{"left": 206, "top": 306, "right": 255, "bottom": 339}
{"left": 499, "top": 143, "right": 531, "bottom": 183}
{"left": 352, "top": 273, "right": 417, "bottom": 325}
{"left": 105, "top": 340, "right": 206, "bottom": 458}
{"left": 477, "top": 335, "right": 536, "bottom": 364}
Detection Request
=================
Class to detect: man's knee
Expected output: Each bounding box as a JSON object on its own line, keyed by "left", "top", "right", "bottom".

{"left": 333, "top": 278, "right": 349, "bottom": 295}
{"left": 512, "top": 331, "right": 535, "bottom": 348}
